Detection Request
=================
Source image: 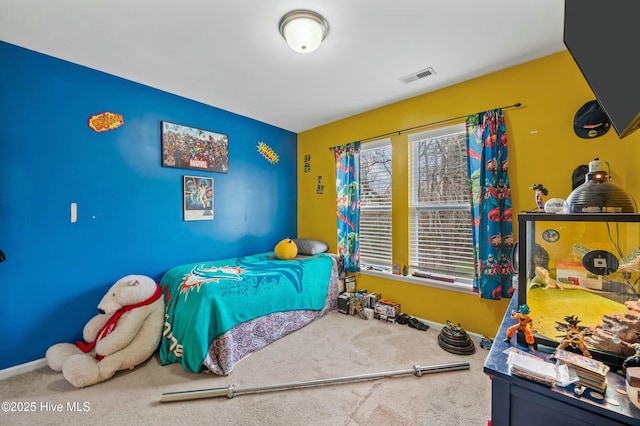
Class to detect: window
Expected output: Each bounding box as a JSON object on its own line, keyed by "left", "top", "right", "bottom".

{"left": 359, "top": 138, "right": 392, "bottom": 271}
{"left": 408, "top": 124, "right": 474, "bottom": 284}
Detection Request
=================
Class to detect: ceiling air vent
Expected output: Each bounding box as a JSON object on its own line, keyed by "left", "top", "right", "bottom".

{"left": 399, "top": 67, "right": 436, "bottom": 84}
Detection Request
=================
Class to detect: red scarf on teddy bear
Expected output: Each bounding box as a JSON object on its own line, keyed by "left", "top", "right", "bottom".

{"left": 76, "top": 283, "right": 162, "bottom": 360}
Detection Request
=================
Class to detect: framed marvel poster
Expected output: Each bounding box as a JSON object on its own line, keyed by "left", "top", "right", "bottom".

{"left": 162, "top": 121, "right": 228, "bottom": 173}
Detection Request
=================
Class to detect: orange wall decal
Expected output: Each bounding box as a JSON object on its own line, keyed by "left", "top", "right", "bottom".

{"left": 88, "top": 111, "right": 124, "bottom": 132}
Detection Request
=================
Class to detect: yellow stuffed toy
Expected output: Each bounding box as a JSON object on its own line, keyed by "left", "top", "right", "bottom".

{"left": 274, "top": 238, "right": 298, "bottom": 260}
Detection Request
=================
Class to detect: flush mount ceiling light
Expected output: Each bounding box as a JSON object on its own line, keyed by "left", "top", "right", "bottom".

{"left": 279, "top": 10, "right": 328, "bottom": 53}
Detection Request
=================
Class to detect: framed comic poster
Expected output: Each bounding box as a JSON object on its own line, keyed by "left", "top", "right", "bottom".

{"left": 162, "top": 121, "right": 229, "bottom": 173}
{"left": 183, "top": 176, "right": 214, "bottom": 221}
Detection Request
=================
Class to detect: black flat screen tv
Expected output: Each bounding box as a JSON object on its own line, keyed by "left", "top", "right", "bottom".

{"left": 564, "top": 0, "right": 640, "bottom": 139}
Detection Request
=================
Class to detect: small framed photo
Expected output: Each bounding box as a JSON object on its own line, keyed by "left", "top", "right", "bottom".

{"left": 183, "top": 176, "right": 213, "bottom": 221}
{"left": 162, "top": 121, "right": 228, "bottom": 173}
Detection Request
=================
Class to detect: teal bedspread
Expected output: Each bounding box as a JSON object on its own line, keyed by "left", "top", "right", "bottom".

{"left": 160, "top": 252, "right": 333, "bottom": 372}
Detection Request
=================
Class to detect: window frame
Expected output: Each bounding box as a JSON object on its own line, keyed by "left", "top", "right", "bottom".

{"left": 407, "top": 123, "right": 474, "bottom": 289}
{"left": 358, "top": 138, "right": 393, "bottom": 272}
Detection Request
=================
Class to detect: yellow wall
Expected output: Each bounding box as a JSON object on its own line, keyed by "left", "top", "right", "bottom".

{"left": 297, "top": 51, "right": 640, "bottom": 338}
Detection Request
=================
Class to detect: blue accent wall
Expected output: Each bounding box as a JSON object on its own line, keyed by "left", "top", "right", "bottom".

{"left": 0, "top": 41, "right": 297, "bottom": 370}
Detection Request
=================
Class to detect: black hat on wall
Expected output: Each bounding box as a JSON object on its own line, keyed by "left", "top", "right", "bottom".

{"left": 574, "top": 100, "right": 611, "bottom": 138}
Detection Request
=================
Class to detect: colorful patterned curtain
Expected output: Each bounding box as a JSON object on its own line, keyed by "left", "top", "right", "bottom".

{"left": 465, "top": 109, "right": 515, "bottom": 300}
{"left": 334, "top": 142, "right": 360, "bottom": 272}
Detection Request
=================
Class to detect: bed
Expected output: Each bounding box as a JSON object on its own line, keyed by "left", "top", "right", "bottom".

{"left": 159, "top": 251, "right": 340, "bottom": 374}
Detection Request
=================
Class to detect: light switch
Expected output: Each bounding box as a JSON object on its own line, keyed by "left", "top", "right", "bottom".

{"left": 70, "top": 203, "right": 77, "bottom": 223}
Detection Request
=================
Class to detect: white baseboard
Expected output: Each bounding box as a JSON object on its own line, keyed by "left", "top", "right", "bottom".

{"left": 0, "top": 358, "right": 47, "bottom": 381}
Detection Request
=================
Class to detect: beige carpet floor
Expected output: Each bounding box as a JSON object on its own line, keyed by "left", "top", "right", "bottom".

{"left": 0, "top": 312, "right": 492, "bottom": 426}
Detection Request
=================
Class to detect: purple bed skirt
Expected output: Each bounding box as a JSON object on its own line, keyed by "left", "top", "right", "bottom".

{"left": 202, "top": 256, "right": 340, "bottom": 375}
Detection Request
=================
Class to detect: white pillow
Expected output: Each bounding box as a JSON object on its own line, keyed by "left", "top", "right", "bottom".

{"left": 293, "top": 239, "right": 329, "bottom": 255}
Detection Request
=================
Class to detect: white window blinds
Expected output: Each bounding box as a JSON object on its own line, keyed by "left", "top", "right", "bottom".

{"left": 359, "top": 138, "right": 392, "bottom": 271}
{"left": 408, "top": 125, "right": 474, "bottom": 280}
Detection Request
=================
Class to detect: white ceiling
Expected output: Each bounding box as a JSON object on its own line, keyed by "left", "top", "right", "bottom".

{"left": 0, "top": 0, "right": 567, "bottom": 133}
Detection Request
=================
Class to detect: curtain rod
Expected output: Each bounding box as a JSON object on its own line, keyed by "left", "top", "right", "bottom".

{"left": 328, "top": 102, "right": 522, "bottom": 150}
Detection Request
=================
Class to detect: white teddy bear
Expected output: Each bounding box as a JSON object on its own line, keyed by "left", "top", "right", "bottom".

{"left": 46, "top": 275, "right": 165, "bottom": 388}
